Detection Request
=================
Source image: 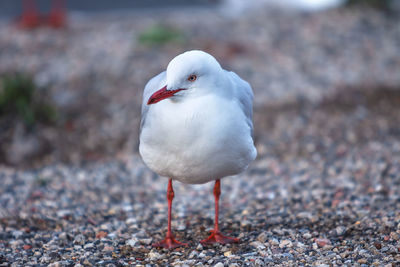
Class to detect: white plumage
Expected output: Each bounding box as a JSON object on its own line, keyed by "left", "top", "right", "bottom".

{"left": 139, "top": 50, "right": 256, "bottom": 184}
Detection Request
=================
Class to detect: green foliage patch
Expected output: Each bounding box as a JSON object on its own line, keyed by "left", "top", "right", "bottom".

{"left": 138, "top": 24, "right": 185, "bottom": 46}
{"left": 0, "top": 72, "right": 57, "bottom": 127}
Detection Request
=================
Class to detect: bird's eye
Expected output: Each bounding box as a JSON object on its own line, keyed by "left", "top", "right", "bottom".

{"left": 187, "top": 74, "right": 197, "bottom": 82}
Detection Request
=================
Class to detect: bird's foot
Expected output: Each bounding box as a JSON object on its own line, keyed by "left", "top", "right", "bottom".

{"left": 200, "top": 230, "right": 239, "bottom": 245}
{"left": 152, "top": 235, "right": 188, "bottom": 249}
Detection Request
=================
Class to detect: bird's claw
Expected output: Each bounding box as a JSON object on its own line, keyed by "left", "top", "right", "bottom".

{"left": 152, "top": 236, "right": 188, "bottom": 249}
{"left": 200, "top": 230, "right": 239, "bottom": 245}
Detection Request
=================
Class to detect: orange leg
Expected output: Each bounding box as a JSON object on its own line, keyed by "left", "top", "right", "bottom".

{"left": 200, "top": 179, "right": 239, "bottom": 244}
{"left": 153, "top": 179, "right": 188, "bottom": 249}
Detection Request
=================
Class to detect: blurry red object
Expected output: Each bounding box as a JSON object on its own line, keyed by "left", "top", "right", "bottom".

{"left": 47, "top": 0, "right": 67, "bottom": 28}
{"left": 18, "top": 0, "right": 41, "bottom": 29}
{"left": 17, "top": 0, "right": 67, "bottom": 29}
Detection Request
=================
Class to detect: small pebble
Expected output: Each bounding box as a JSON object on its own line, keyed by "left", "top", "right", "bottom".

{"left": 315, "top": 238, "right": 331, "bottom": 248}
{"left": 279, "top": 240, "right": 293, "bottom": 248}
{"left": 257, "top": 232, "right": 268, "bottom": 243}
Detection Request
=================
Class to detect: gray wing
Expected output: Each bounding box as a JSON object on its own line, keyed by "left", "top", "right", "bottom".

{"left": 226, "top": 71, "right": 255, "bottom": 138}
{"left": 140, "top": 71, "right": 166, "bottom": 133}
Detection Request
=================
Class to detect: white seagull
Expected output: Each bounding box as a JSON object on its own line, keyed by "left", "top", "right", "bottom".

{"left": 139, "top": 50, "right": 257, "bottom": 249}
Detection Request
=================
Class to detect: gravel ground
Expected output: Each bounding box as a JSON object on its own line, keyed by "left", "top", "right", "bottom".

{"left": 1, "top": 88, "right": 400, "bottom": 266}
{"left": 1, "top": 4, "right": 400, "bottom": 267}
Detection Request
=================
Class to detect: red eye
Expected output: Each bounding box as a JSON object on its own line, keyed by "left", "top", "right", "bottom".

{"left": 187, "top": 74, "right": 197, "bottom": 82}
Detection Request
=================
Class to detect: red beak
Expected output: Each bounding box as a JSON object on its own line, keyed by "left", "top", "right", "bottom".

{"left": 147, "top": 85, "right": 185, "bottom": 105}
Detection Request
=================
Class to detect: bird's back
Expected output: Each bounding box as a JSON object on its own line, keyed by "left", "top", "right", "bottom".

{"left": 225, "top": 70, "right": 255, "bottom": 138}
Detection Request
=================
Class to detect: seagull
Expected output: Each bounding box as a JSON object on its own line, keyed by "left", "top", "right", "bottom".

{"left": 139, "top": 50, "right": 257, "bottom": 249}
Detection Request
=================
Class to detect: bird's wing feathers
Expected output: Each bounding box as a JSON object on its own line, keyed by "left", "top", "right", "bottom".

{"left": 226, "top": 71, "right": 255, "bottom": 137}
{"left": 140, "top": 71, "right": 166, "bottom": 132}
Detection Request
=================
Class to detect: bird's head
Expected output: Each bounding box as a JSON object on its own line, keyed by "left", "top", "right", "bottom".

{"left": 147, "top": 50, "right": 223, "bottom": 105}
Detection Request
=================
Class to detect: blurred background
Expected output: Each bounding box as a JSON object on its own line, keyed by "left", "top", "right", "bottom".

{"left": 0, "top": 0, "right": 399, "bottom": 167}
